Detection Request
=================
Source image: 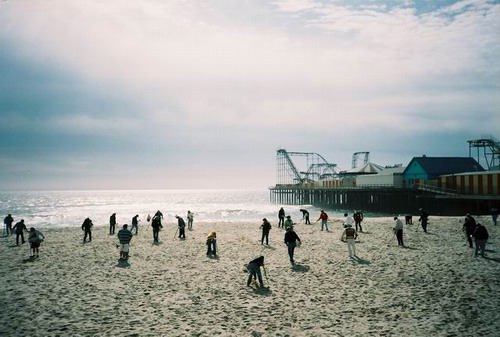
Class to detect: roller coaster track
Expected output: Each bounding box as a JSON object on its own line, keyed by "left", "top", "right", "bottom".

{"left": 276, "top": 149, "right": 337, "bottom": 185}
{"left": 468, "top": 135, "right": 500, "bottom": 169}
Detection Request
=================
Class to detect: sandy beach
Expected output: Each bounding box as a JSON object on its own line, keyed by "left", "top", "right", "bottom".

{"left": 1, "top": 215, "right": 499, "bottom": 336}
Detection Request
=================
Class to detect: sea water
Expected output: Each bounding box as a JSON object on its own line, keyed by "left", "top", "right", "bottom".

{"left": 0, "top": 189, "right": 329, "bottom": 229}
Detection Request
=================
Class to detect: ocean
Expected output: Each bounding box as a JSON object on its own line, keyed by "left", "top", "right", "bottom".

{"left": 0, "top": 189, "right": 328, "bottom": 229}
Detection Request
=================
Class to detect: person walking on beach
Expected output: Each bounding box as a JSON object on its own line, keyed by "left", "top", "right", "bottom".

{"left": 462, "top": 213, "right": 477, "bottom": 248}
{"left": 278, "top": 207, "right": 285, "bottom": 228}
{"left": 284, "top": 215, "right": 294, "bottom": 232}
{"left": 117, "top": 224, "right": 133, "bottom": 260}
{"left": 187, "top": 211, "right": 194, "bottom": 230}
{"left": 176, "top": 215, "right": 186, "bottom": 239}
{"left": 300, "top": 209, "right": 310, "bottom": 224}
{"left": 131, "top": 214, "right": 139, "bottom": 235}
{"left": 81, "top": 217, "right": 93, "bottom": 243}
{"left": 317, "top": 210, "right": 329, "bottom": 231}
{"left": 12, "top": 219, "right": 27, "bottom": 246}
{"left": 393, "top": 216, "right": 404, "bottom": 247}
{"left": 246, "top": 256, "right": 265, "bottom": 288}
{"left": 151, "top": 215, "right": 163, "bottom": 243}
{"left": 341, "top": 223, "right": 358, "bottom": 257}
{"left": 418, "top": 208, "right": 429, "bottom": 233}
{"left": 28, "top": 227, "right": 45, "bottom": 258}
{"left": 284, "top": 228, "right": 301, "bottom": 265}
{"left": 491, "top": 206, "right": 498, "bottom": 226}
{"left": 4, "top": 213, "right": 14, "bottom": 236}
{"left": 260, "top": 218, "right": 272, "bottom": 245}
{"left": 354, "top": 210, "right": 364, "bottom": 232}
{"left": 472, "top": 223, "right": 489, "bottom": 257}
{"left": 109, "top": 213, "right": 117, "bottom": 235}
{"left": 206, "top": 231, "right": 217, "bottom": 256}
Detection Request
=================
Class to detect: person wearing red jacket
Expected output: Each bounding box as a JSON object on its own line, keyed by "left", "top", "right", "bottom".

{"left": 317, "top": 210, "right": 329, "bottom": 231}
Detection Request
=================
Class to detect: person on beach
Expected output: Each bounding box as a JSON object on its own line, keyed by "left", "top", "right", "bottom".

{"left": 117, "top": 224, "right": 133, "bottom": 260}
{"left": 491, "top": 206, "right": 498, "bottom": 226}
{"left": 260, "top": 218, "right": 272, "bottom": 245}
{"left": 155, "top": 210, "right": 164, "bottom": 222}
{"left": 131, "top": 214, "right": 139, "bottom": 235}
{"left": 418, "top": 208, "right": 429, "bottom": 233}
{"left": 393, "top": 216, "right": 404, "bottom": 247}
{"left": 317, "top": 210, "right": 329, "bottom": 231}
{"left": 278, "top": 207, "right": 285, "bottom": 228}
{"left": 206, "top": 231, "right": 217, "bottom": 256}
{"left": 343, "top": 213, "right": 354, "bottom": 229}
{"left": 462, "top": 213, "right": 477, "bottom": 248}
{"left": 300, "top": 209, "right": 310, "bottom": 224}
{"left": 176, "top": 215, "right": 186, "bottom": 239}
{"left": 472, "top": 223, "right": 489, "bottom": 257}
{"left": 12, "top": 219, "right": 27, "bottom": 246}
{"left": 81, "top": 217, "right": 93, "bottom": 243}
{"left": 109, "top": 213, "right": 117, "bottom": 235}
{"left": 284, "top": 228, "right": 301, "bottom": 265}
{"left": 354, "top": 210, "right": 364, "bottom": 232}
{"left": 187, "top": 211, "right": 194, "bottom": 230}
{"left": 340, "top": 223, "right": 358, "bottom": 257}
{"left": 4, "top": 214, "right": 14, "bottom": 236}
{"left": 284, "top": 215, "right": 294, "bottom": 232}
{"left": 246, "top": 256, "right": 265, "bottom": 288}
{"left": 28, "top": 227, "right": 45, "bottom": 258}
{"left": 405, "top": 214, "right": 413, "bottom": 225}
{"left": 151, "top": 215, "right": 163, "bottom": 243}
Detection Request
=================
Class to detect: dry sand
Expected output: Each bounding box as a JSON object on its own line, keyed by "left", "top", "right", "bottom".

{"left": 1, "top": 216, "right": 499, "bottom": 336}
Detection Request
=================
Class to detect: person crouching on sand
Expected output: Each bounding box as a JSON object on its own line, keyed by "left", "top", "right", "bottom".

{"left": 284, "top": 228, "right": 301, "bottom": 265}
{"left": 28, "top": 227, "right": 45, "bottom": 258}
{"left": 341, "top": 223, "right": 358, "bottom": 258}
{"left": 247, "top": 256, "right": 265, "bottom": 288}
{"left": 117, "top": 224, "right": 133, "bottom": 260}
{"left": 206, "top": 231, "right": 217, "bottom": 256}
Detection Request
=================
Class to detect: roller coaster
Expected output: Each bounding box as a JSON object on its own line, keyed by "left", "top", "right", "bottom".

{"left": 468, "top": 135, "right": 500, "bottom": 169}
{"left": 276, "top": 149, "right": 338, "bottom": 185}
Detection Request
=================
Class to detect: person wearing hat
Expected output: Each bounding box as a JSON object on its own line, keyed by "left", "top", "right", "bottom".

{"left": 393, "top": 216, "right": 404, "bottom": 247}
{"left": 117, "top": 224, "right": 133, "bottom": 260}
{"left": 417, "top": 208, "right": 429, "bottom": 233}
{"left": 340, "top": 222, "right": 358, "bottom": 257}
{"left": 12, "top": 219, "right": 27, "bottom": 246}
{"left": 317, "top": 210, "right": 329, "bottom": 231}
{"left": 284, "top": 227, "right": 301, "bottom": 265}
{"left": 28, "top": 227, "right": 45, "bottom": 258}
{"left": 260, "top": 218, "right": 272, "bottom": 245}
{"left": 284, "top": 215, "right": 294, "bottom": 232}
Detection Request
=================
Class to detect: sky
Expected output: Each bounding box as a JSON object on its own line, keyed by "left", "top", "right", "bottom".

{"left": 0, "top": 0, "right": 499, "bottom": 190}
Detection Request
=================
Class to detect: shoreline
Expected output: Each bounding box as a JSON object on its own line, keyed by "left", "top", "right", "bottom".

{"left": 1, "top": 216, "right": 499, "bottom": 336}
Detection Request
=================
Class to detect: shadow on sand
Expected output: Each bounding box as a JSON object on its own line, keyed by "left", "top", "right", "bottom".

{"left": 116, "top": 259, "right": 130, "bottom": 268}
{"left": 252, "top": 286, "right": 272, "bottom": 296}
{"left": 350, "top": 256, "right": 370, "bottom": 265}
{"left": 292, "top": 264, "right": 310, "bottom": 272}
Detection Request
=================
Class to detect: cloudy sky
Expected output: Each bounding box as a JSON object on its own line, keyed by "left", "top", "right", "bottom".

{"left": 0, "top": 0, "right": 498, "bottom": 190}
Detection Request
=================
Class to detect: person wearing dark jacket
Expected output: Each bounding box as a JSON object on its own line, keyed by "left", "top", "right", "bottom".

{"left": 284, "top": 228, "right": 301, "bottom": 265}
{"left": 12, "top": 219, "right": 27, "bottom": 245}
{"left": 151, "top": 215, "right": 163, "bottom": 243}
{"left": 247, "top": 256, "right": 265, "bottom": 288}
{"left": 462, "top": 214, "right": 477, "bottom": 248}
{"left": 260, "top": 218, "right": 272, "bottom": 245}
{"left": 4, "top": 214, "right": 14, "bottom": 236}
{"left": 81, "top": 217, "right": 93, "bottom": 243}
{"left": 176, "top": 216, "right": 186, "bottom": 239}
{"left": 278, "top": 207, "right": 285, "bottom": 228}
{"left": 28, "top": 227, "right": 45, "bottom": 258}
{"left": 472, "top": 223, "right": 489, "bottom": 257}
{"left": 299, "top": 209, "right": 310, "bottom": 224}
{"left": 109, "top": 213, "right": 117, "bottom": 235}
{"left": 117, "top": 224, "right": 133, "bottom": 260}
{"left": 131, "top": 214, "right": 139, "bottom": 235}
{"left": 418, "top": 208, "right": 429, "bottom": 233}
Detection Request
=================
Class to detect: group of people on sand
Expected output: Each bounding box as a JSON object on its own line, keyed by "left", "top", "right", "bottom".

{"left": 2, "top": 214, "right": 45, "bottom": 258}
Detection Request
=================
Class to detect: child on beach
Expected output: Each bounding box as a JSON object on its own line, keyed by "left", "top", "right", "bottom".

{"left": 28, "top": 227, "right": 45, "bottom": 258}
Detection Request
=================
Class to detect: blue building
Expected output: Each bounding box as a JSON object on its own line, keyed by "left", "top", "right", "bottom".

{"left": 403, "top": 156, "right": 484, "bottom": 188}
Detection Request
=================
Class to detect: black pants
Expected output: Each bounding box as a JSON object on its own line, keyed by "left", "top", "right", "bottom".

{"left": 396, "top": 230, "right": 404, "bottom": 246}
{"left": 421, "top": 219, "right": 428, "bottom": 233}
{"left": 304, "top": 216, "right": 310, "bottom": 224}
{"left": 153, "top": 229, "right": 160, "bottom": 242}
{"left": 466, "top": 231, "right": 474, "bottom": 248}
{"left": 179, "top": 227, "right": 185, "bottom": 239}
{"left": 261, "top": 230, "right": 269, "bottom": 245}
{"left": 16, "top": 232, "right": 25, "bottom": 245}
{"left": 83, "top": 230, "right": 92, "bottom": 242}
{"left": 355, "top": 221, "right": 363, "bottom": 232}
{"left": 110, "top": 224, "right": 115, "bottom": 235}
